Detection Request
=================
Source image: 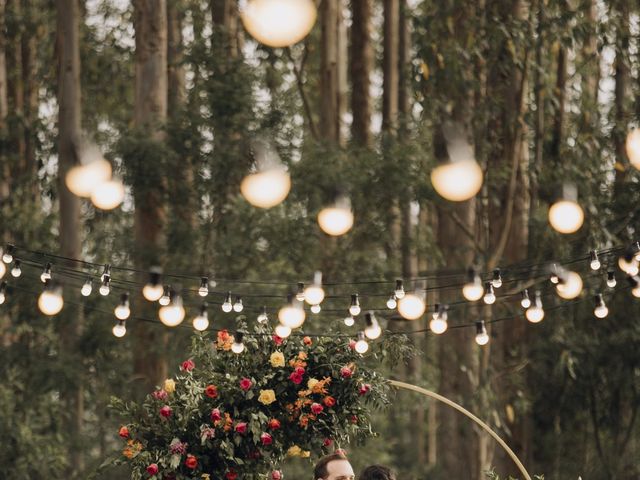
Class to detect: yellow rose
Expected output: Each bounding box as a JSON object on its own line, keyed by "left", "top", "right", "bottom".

{"left": 270, "top": 351, "right": 285, "bottom": 368}
{"left": 202, "top": 475, "right": 211, "bottom": 480}
{"left": 301, "top": 450, "right": 311, "bottom": 458}
{"left": 287, "top": 445, "right": 302, "bottom": 457}
{"left": 307, "top": 378, "right": 319, "bottom": 390}
{"left": 164, "top": 379, "right": 176, "bottom": 393}
{"left": 258, "top": 389, "right": 277, "bottom": 405}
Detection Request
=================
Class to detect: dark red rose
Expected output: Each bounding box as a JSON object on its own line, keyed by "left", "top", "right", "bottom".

{"left": 294, "top": 366, "right": 305, "bottom": 376}
{"left": 239, "top": 377, "right": 252, "bottom": 391}
{"left": 323, "top": 438, "right": 333, "bottom": 447}
{"left": 181, "top": 359, "right": 195, "bottom": 371}
{"left": 184, "top": 454, "right": 198, "bottom": 469}
{"left": 340, "top": 366, "right": 353, "bottom": 378}
{"left": 205, "top": 385, "right": 218, "bottom": 398}
{"left": 226, "top": 469, "right": 238, "bottom": 480}
{"left": 211, "top": 408, "right": 222, "bottom": 422}
{"left": 289, "top": 372, "right": 303, "bottom": 384}
{"left": 358, "top": 384, "right": 371, "bottom": 396}
{"left": 260, "top": 432, "right": 273, "bottom": 446}
{"left": 160, "top": 405, "right": 172, "bottom": 418}
{"left": 350, "top": 415, "right": 358, "bottom": 424}
{"left": 146, "top": 463, "right": 159, "bottom": 475}
{"left": 235, "top": 422, "right": 247, "bottom": 434}
{"left": 273, "top": 335, "right": 283, "bottom": 345}
{"left": 311, "top": 403, "right": 324, "bottom": 414}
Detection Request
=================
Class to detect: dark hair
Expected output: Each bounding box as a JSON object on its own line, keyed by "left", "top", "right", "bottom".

{"left": 314, "top": 452, "right": 349, "bottom": 479}
{"left": 359, "top": 465, "right": 397, "bottom": 480}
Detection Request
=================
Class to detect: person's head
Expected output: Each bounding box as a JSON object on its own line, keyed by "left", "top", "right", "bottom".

{"left": 359, "top": 465, "right": 397, "bottom": 480}
{"left": 313, "top": 452, "right": 354, "bottom": 480}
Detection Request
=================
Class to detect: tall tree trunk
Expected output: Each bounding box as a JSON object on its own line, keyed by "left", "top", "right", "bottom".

{"left": 21, "top": 0, "right": 38, "bottom": 197}
{"left": 56, "top": 0, "right": 84, "bottom": 474}
{"left": 319, "top": 0, "right": 340, "bottom": 143}
{"left": 132, "top": 0, "right": 169, "bottom": 398}
{"left": 613, "top": 0, "right": 629, "bottom": 190}
{"left": 349, "top": 0, "right": 372, "bottom": 147}
{"left": 382, "top": 0, "right": 399, "bottom": 135}
{"left": 211, "top": 0, "right": 240, "bottom": 59}
{"left": 167, "top": 0, "right": 185, "bottom": 116}
{"left": 550, "top": 43, "right": 566, "bottom": 162}
{"left": 0, "top": 0, "right": 9, "bottom": 204}
{"left": 7, "top": 0, "right": 25, "bottom": 182}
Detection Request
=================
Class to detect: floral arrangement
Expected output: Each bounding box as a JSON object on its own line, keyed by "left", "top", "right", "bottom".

{"left": 110, "top": 322, "right": 391, "bottom": 479}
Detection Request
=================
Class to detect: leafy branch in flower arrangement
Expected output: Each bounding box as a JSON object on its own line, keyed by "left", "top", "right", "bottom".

{"left": 106, "top": 320, "right": 408, "bottom": 480}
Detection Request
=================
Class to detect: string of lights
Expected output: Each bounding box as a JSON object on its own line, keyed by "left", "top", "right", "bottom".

{"left": 1, "top": 242, "right": 639, "bottom": 350}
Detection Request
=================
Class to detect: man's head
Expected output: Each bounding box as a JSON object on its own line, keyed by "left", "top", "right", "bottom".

{"left": 359, "top": 465, "right": 397, "bottom": 480}
{"left": 313, "top": 453, "right": 354, "bottom": 480}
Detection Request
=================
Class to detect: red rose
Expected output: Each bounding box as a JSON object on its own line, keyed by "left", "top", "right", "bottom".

{"left": 261, "top": 432, "right": 273, "bottom": 446}
{"left": 294, "top": 366, "right": 305, "bottom": 376}
{"left": 311, "top": 402, "right": 324, "bottom": 414}
{"left": 323, "top": 396, "right": 336, "bottom": 407}
{"left": 289, "top": 372, "right": 303, "bottom": 384}
{"left": 185, "top": 454, "right": 198, "bottom": 469}
{"left": 359, "top": 384, "right": 371, "bottom": 396}
{"left": 348, "top": 339, "right": 356, "bottom": 350}
{"left": 146, "top": 463, "right": 159, "bottom": 475}
{"left": 303, "top": 336, "right": 312, "bottom": 345}
{"left": 340, "top": 366, "right": 353, "bottom": 378}
{"left": 268, "top": 418, "right": 281, "bottom": 430}
{"left": 350, "top": 415, "right": 358, "bottom": 424}
{"left": 235, "top": 422, "right": 247, "bottom": 434}
{"left": 118, "top": 426, "right": 129, "bottom": 439}
{"left": 248, "top": 449, "right": 262, "bottom": 459}
{"left": 210, "top": 408, "right": 222, "bottom": 422}
{"left": 205, "top": 385, "right": 218, "bottom": 398}
{"left": 239, "top": 377, "right": 252, "bottom": 391}
{"left": 273, "top": 335, "right": 283, "bottom": 345}
{"left": 323, "top": 438, "right": 333, "bottom": 447}
{"left": 160, "top": 405, "right": 172, "bottom": 418}
{"left": 181, "top": 359, "right": 195, "bottom": 372}
{"left": 271, "top": 470, "right": 282, "bottom": 480}
{"left": 226, "top": 469, "right": 238, "bottom": 480}
{"left": 152, "top": 389, "right": 168, "bottom": 400}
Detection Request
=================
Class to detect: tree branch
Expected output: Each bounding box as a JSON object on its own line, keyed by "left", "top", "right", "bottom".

{"left": 285, "top": 46, "right": 318, "bottom": 141}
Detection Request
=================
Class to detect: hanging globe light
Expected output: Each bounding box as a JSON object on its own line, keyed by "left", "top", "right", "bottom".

{"left": 556, "top": 270, "right": 583, "bottom": 300}
{"left": 278, "top": 295, "right": 306, "bottom": 329}
{"left": 65, "top": 158, "right": 112, "bottom": 198}
{"left": 625, "top": 128, "right": 640, "bottom": 169}
{"left": 91, "top": 178, "right": 125, "bottom": 210}
{"left": 318, "top": 194, "right": 354, "bottom": 236}
{"left": 462, "top": 268, "right": 484, "bottom": 302}
{"left": 38, "top": 282, "right": 64, "bottom": 316}
{"left": 303, "top": 271, "right": 325, "bottom": 306}
{"left": 240, "top": 0, "right": 317, "bottom": 48}
{"left": 548, "top": 183, "right": 584, "bottom": 234}
{"left": 241, "top": 139, "right": 291, "bottom": 209}
{"left": 397, "top": 292, "right": 426, "bottom": 320}
{"left": 159, "top": 290, "right": 186, "bottom": 327}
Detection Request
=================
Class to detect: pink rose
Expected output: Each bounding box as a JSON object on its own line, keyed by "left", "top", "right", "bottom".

{"left": 294, "top": 366, "right": 305, "bottom": 376}
{"left": 273, "top": 335, "right": 283, "bottom": 345}
{"left": 239, "top": 377, "right": 252, "bottom": 391}
{"left": 260, "top": 432, "right": 273, "bottom": 446}
{"left": 311, "top": 402, "right": 324, "bottom": 414}
{"left": 289, "top": 372, "right": 303, "bottom": 384}
{"left": 323, "top": 438, "right": 333, "bottom": 447}
{"left": 271, "top": 470, "right": 282, "bottom": 480}
{"left": 359, "top": 384, "right": 371, "bottom": 396}
{"left": 152, "top": 389, "right": 168, "bottom": 400}
{"left": 340, "top": 366, "right": 353, "bottom": 378}
{"left": 235, "top": 422, "right": 247, "bottom": 434}
{"left": 181, "top": 359, "right": 195, "bottom": 371}
{"left": 348, "top": 339, "right": 356, "bottom": 350}
{"left": 210, "top": 408, "right": 222, "bottom": 422}
{"left": 146, "top": 463, "right": 159, "bottom": 475}
{"left": 160, "top": 405, "right": 172, "bottom": 418}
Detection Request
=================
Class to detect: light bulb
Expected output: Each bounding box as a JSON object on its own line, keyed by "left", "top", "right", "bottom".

{"left": 257, "top": 306, "right": 269, "bottom": 324}
{"left": 40, "top": 263, "right": 52, "bottom": 283}
{"left": 594, "top": 294, "right": 608, "bottom": 319}
{"left": 65, "top": 158, "right": 112, "bottom": 198}
{"left": 304, "top": 271, "right": 325, "bottom": 305}
{"left": 520, "top": 289, "right": 531, "bottom": 309}
{"left": 231, "top": 332, "right": 245, "bottom": 354}
{"left": 2, "top": 245, "right": 14, "bottom": 264}
{"left": 431, "top": 159, "right": 483, "bottom": 202}
{"left": 625, "top": 128, "right": 640, "bottom": 169}
{"left": 0, "top": 282, "right": 6, "bottom": 305}
{"left": 143, "top": 269, "right": 164, "bottom": 301}
{"left": 0, "top": 261, "right": 5, "bottom": 279}
{"left": 274, "top": 324, "right": 291, "bottom": 338}
{"left": 100, "top": 264, "right": 111, "bottom": 282}
{"left": 221, "top": 292, "right": 233, "bottom": 312}
{"left": 99, "top": 277, "right": 111, "bottom": 296}
{"left": 91, "top": 178, "right": 125, "bottom": 210}
{"left": 278, "top": 296, "right": 306, "bottom": 328}
{"left": 112, "top": 320, "right": 127, "bottom": 338}
{"left": 548, "top": 184, "right": 584, "bottom": 233}
{"left": 310, "top": 304, "right": 321, "bottom": 314}
{"left": 429, "top": 314, "right": 448, "bottom": 335}
{"left": 618, "top": 252, "right": 639, "bottom": 276}
{"left": 318, "top": 195, "right": 354, "bottom": 236}
{"left": 397, "top": 292, "right": 426, "bottom": 320}
{"left": 296, "top": 282, "right": 305, "bottom": 301}
{"left": 364, "top": 313, "right": 382, "bottom": 340}
{"left": 475, "top": 321, "right": 489, "bottom": 346}
{"left": 483, "top": 282, "right": 496, "bottom": 305}
{"left": 556, "top": 271, "right": 583, "bottom": 300}
{"left": 38, "top": 284, "right": 64, "bottom": 316}
{"left": 115, "top": 293, "right": 130, "bottom": 320}
{"left": 198, "top": 277, "right": 209, "bottom": 297}
{"left": 79, "top": 279, "right": 91, "bottom": 296}
{"left": 607, "top": 271, "right": 616, "bottom": 288}
{"left": 386, "top": 295, "right": 397, "bottom": 309}
{"left": 233, "top": 297, "right": 244, "bottom": 312}
{"left": 159, "top": 292, "right": 186, "bottom": 327}
{"left": 633, "top": 284, "right": 640, "bottom": 298}
{"left": 240, "top": 0, "right": 317, "bottom": 48}
{"left": 462, "top": 269, "right": 484, "bottom": 301}
{"left": 349, "top": 294, "right": 361, "bottom": 316}
{"left": 525, "top": 292, "right": 544, "bottom": 323}
{"left": 240, "top": 169, "right": 291, "bottom": 208}
{"left": 394, "top": 280, "right": 405, "bottom": 299}
{"left": 355, "top": 332, "right": 369, "bottom": 353}
{"left": 159, "top": 285, "right": 171, "bottom": 306}
{"left": 10, "top": 260, "right": 21, "bottom": 278}
{"left": 590, "top": 250, "right": 601, "bottom": 271}
{"left": 629, "top": 277, "right": 640, "bottom": 298}
{"left": 344, "top": 315, "right": 355, "bottom": 327}
{"left": 492, "top": 268, "right": 502, "bottom": 288}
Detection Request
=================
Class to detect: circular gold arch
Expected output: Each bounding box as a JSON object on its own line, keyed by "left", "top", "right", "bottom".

{"left": 390, "top": 380, "right": 532, "bottom": 480}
